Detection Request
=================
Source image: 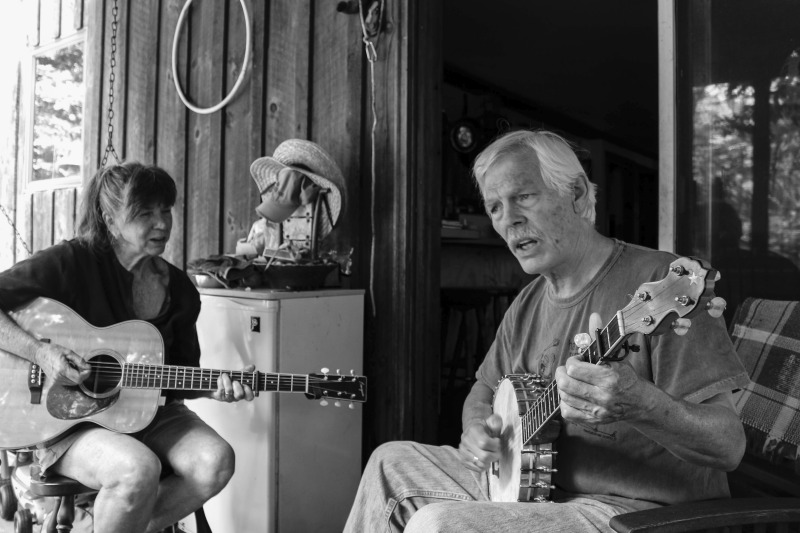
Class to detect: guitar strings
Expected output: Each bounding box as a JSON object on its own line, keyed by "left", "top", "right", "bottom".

{"left": 40, "top": 361, "right": 351, "bottom": 388}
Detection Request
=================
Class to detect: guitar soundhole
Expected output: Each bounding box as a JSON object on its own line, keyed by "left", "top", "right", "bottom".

{"left": 84, "top": 353, "right": 122, "bottom": 395}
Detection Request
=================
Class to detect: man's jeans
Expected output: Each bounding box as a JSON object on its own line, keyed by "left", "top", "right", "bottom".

{"left": 343, "top": 441, "right": 649, "bottom": 533}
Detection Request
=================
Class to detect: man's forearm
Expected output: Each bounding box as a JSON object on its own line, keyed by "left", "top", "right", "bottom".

{"left": 462, "top": 381, "right": 494, "bottom": 432}
{"left": 629, "top": 385, "right": 745, "bottom": 471}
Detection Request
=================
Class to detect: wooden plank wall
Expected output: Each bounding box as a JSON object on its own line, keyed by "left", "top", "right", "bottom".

{"left": 6, "top": 0, "right": 365, "bottom": 271}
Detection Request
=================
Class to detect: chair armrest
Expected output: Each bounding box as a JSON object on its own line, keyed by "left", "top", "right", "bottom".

{"left": 608, "top": 497, "right": 800, "bottom": 533}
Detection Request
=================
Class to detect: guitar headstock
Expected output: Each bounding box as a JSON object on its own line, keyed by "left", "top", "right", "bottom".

{"left": 621, "top": 257, "right": 726, "bottom": 337}
{"left": 306, "top": 369, "right": 367, "bottom": 406}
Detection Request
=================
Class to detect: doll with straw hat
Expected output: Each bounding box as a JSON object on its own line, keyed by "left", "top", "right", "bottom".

{"left": 250, "top": 139, "right": 345, "bottom": 240}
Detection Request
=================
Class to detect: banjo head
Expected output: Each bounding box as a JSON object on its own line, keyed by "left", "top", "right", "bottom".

{"left": 489, "top": 377, "right": 524, "bottom": 502}
{"left": 488, "top": 375, "right": 556, "bottom": 503}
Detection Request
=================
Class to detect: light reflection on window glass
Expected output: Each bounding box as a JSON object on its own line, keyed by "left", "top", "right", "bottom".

{"left": 32, "top": 41, "right": 83, "bottom": 182}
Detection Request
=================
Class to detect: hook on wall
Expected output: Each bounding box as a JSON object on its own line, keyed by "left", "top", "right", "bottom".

{"left": 337, "top": 0, "right": 384, "bottom": 38}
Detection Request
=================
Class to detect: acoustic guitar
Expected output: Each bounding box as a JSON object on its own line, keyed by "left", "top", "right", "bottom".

{"left": 0, "top": 297, "right": 367, "bottom": 449}
{"left": 488, "top": 256, "right": 726, "bottom": 503}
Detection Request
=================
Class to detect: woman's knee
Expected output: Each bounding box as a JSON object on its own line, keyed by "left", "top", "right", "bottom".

{"left": 184, "top": 438, "right": 236, "bottom": 494}
{"left": 99, "top": 450, "right": 162, "bottom": 498}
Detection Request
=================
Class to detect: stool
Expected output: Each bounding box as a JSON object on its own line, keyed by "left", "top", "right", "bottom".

{"left": 23, "top": 468, "right": 212, "bottom": 533}
{"left": 6, "top": 450, "right": 212, "bottom": 533}
{"left": 17, "top": 464, "right": 95, "bottom": 533}
{"left": 0, "top": 449, "right": 17, "bottom": 520}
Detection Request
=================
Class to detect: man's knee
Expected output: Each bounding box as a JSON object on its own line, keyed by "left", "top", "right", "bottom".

{"left": 405, "top": 502, "right": 463, "bottom": 533}
{"left": 366, "top": 441, "right": 421, "bottom": 474}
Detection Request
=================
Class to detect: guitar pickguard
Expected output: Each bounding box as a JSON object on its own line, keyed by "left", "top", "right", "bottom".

{"left": 46, "top": 384, "right": 119, "bottom": 420}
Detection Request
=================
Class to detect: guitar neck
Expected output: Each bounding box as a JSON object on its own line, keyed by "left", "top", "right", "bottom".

{"left": 117, "top": 363, "right": 309, "bottom": 394}
{"left": 521, "top": 313, "right": 630, "bottom": 443}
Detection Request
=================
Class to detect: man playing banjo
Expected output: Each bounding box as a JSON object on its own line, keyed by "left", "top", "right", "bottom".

{"left": 343, "top": 130, "right": 749, "bottom": 533}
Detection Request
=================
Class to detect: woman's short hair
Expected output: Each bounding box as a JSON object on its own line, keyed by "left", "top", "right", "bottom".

{"left": 472, "top": 130, "right": 597, "bottom": 224}
{"left": 77, "top": 161, "right": 177, "bottom": 250}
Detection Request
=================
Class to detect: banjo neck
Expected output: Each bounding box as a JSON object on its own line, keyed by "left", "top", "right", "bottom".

{"left": 520, "top": 312, "right": 631, "bottom": 444}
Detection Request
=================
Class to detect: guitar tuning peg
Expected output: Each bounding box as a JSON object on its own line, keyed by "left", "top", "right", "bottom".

{"left": 348, "top": 402, "right": 355, "bottom": 409}
{"left": 321, "top": 367, "right": 329, "bottom": 375}
{"left": 714, "top": 271, "right": 721, "bottom": 282}
{"left": 671, "top": 265, "right": 687, "bottom": 276}
{"left": 336, "top": 369, "right": 341, "bottom": 374}
{"left": 320, "top": 399, "right": 329, "bottom": 407}
{"left": 334, "top": 400, "right": 342, "bottom": 407}
{"left": 350, "top": 369, "right": 355, "bottom": 376}
{"left": 671, "top": 318, "right": 692, "bottom": 336}
{"left": 706, "top": 297, "right": 726, "bottom": 318}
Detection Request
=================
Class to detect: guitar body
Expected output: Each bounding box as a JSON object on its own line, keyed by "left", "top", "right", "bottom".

{"left": 0, "top": 297, "right": 164, "bottom": 449}
{"left": 489, "top": 375, "right": 556, "bottom": 503}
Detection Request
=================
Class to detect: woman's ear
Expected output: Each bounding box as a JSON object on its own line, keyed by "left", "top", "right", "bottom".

{"left": 102, "top": 212, "right": 116, "bottom": 234}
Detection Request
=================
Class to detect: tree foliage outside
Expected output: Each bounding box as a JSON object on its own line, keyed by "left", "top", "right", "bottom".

{"left": 692, "top": 68, "right": 800, "bottom": 269}
{"left": 32, "top": 41, "right": 83, "bottom": 182}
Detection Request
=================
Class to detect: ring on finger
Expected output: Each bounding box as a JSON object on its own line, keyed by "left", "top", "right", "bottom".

{"left": 472, "top": 455, "right": 480, "bottom": 464}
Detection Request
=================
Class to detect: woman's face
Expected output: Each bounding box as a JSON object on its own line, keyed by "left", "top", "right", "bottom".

{"left": 106, "top": 202, "right": 173, "bottom": 267}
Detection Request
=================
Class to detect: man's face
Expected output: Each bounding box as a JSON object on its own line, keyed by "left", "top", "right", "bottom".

{"left": 481, "top": 151, "right": 582, "bottom": 276}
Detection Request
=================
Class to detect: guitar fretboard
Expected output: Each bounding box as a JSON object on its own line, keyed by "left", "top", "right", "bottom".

{"left": 84, "top": 362, "right": 313, "bottom": 393}
{"left": 520, "top": 314, "right": 627, "bottom": 444}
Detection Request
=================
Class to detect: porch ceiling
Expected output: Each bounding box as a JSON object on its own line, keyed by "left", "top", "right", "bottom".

{"left": 444, "top": 0, "right": 659, "bottom": 157}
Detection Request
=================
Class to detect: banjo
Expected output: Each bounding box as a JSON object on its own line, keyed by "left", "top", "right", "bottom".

{"left": 488, "top": 257, "right": 726, "bottom": 502}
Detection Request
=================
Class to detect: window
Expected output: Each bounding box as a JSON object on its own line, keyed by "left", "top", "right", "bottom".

{"left": 675, "top": 0, "right": 800, "bottom": 325}
{"left": 26, "top": 32, "right": 85, "bottom": 190}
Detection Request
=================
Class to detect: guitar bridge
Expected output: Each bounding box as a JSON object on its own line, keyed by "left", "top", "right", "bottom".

{"left": 28, "top": 362, "right": 43, "bottom": 404}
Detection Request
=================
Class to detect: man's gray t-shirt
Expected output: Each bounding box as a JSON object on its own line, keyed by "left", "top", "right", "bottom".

{"left": 476, "top": 240, "right": 750, "bottom": 507}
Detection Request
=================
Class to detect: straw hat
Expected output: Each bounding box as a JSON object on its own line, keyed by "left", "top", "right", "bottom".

{"left": 250, "top": 140, "right": 345, "bottom": 232}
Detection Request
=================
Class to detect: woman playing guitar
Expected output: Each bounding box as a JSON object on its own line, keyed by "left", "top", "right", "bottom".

{"left": 0, "top": 162, "right": 254, "bottom": 533}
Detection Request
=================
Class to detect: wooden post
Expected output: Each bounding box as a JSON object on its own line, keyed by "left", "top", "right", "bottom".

{"left": 359, "top": 0, "right": 443, "bottom": 455}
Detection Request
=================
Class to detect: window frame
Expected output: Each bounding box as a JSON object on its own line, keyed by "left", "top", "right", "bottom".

{"left": 23, "top": 29, "right": 87, "bottom": 193}
{"left": 657, "top": 0, "right": 677, "bottom": 252}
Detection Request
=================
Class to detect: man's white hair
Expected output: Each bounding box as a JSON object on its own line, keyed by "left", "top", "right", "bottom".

{"left": 472, "top": 130, "right": 597, "bottom": 224}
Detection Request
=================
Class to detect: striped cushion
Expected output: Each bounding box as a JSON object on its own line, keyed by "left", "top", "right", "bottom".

{"left": 730, "top": 298, "right": 800, "bottom": 465}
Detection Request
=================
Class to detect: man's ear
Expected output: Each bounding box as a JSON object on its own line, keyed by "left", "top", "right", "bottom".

{"left": 572, "top": 176, "right": 590, "bottom": 214}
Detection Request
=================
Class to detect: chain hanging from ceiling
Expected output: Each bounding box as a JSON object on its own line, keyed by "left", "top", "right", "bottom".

{"left": 101, "top": 0, "right": 121, "bottom": 167}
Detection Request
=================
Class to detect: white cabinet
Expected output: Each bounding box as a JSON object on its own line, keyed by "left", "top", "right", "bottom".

{"left": 186, "top": 289, "right": 364, "bottom": 533}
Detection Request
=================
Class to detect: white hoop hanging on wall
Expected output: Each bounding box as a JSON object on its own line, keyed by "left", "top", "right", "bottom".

{"left": 171, "top": 0, "right": 252, "bottom": 114}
